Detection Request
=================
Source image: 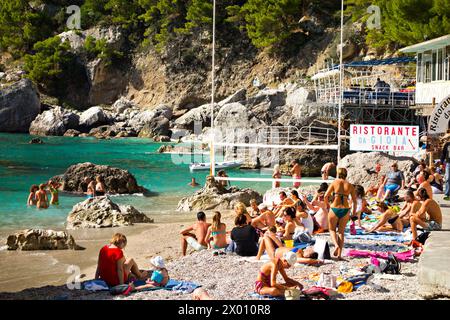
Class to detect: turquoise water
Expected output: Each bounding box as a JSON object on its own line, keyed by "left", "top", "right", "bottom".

{"left": 0, "top": 133, "right": 300, "bottom": 233}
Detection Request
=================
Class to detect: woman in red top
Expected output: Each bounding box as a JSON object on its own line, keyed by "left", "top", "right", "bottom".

{"left": 95, "top": 233, "right": 148, "bottom": 287}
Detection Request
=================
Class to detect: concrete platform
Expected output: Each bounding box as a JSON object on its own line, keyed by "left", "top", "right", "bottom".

{"left": 417, "top": 195, "right": 450, "bottom": 298}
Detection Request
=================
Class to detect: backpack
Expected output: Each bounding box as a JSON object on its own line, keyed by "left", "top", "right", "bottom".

{"left": 383, "top": 254, "right": 401, "bottom": 274}
{"left": 416, "top": 231, "right": 430, "bottom": 245}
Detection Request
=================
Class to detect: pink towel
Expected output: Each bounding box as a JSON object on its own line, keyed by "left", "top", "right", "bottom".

{"left": 346, "top": 249, "right": 415, "bottom": 262}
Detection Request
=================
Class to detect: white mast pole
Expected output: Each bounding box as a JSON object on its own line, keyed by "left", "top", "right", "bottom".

{"left": 337, "top": 0, "right": 344, "bottom": 165}
{"left": 210, "top": 0, "right": 216, "bottom": 176}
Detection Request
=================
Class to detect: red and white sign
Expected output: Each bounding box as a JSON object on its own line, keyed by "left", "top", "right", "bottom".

{"left": 350, "top": 124, "right": 419, "bottom": 152}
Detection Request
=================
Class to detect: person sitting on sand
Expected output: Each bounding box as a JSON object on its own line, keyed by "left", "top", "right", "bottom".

{"left": 205, "top": 211, "right": 228, "bottom": 251}
{"left": 251, "top": 204, "right": 276, "bottom": 231}
{"left": 366, "top": 174, "right": 385, "bottom": 198}
{"left": 324, "top": 168, "right": 356, "bottom": 260}
{"left": 95, "top": 176, "right": 106, "bottom": 196}
{"left": 352, "top": 185, "right": 371, "bottom": 228}
{"left": 36, "top": 183, "right": 49, "bottom": 209}
{"left": 47, "top": 180, "right": 61, "bottom": 205}
{"left": 234, "top": 201, "right": 252, "bottom": 224}
{"left": 255, "top": 251, "right": 303, "bottom": 297}
{"left": 429, "top": 166, "right": 444, "bottom": 194}
{"left": 188, "top": 177, "right": 200, "bottom": 187}
{"left": 145, "top": 256, "right": 170, "bottom": 287}
{"left": 27, "top": 184, "right": 39, "bottom": 206}
{"left": 273, "top": 191, "right": 294, "bottom": 218}
{"left": 217, "top": 170, "right": 230, "bottom": 189}
{"left": 397, "top": 190, "right": 420, "bottom": 227}
{"left": 180, "top": 211, "right": 211, "bottom": 256}
{"left": 365, "top": 202, "right": 403, "bottom": 233}
{"left": 249, "top": 199, "right": 260, "bottom": 218}
{"left": 230, "top": 213, "right": 259, "bottom": 256}
{"left": 303, "top": 183, "right": 329, "bottom": 232}
{"left": 272, "top": 164, "right": 282, "bottom": 189}
{"left": 382, "top": 163, "right": 405, "bottom": 201}
{"left": 410, "top": 188, "right": 443, "bottom": 240}
{"left": 289, "top": 190, "right": 314, "bottom": 234}
{"left": 95, "top": 233, "right": 148, "bottom": 287}
{"left": 290, "top": 159, "right": 302, "bottom": 188}
{"left": 414, "top": 170, "right": 433, "bottom": 200}
{"left": 321, "top": 162, "right": 335, "bottom": 181}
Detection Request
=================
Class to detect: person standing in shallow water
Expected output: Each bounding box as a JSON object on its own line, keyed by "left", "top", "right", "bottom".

{"left": 27, "top": 185, "right": 39, "bottom": 206}
{"left": 95, "top": 176, "right": 106, "bottom": 196}
{"left": 324, "top": 168, "right": 356, "bottom": 260}
{"left": 48, "top": 180, "right": 61, "bottom": 205}
{"left": 36, "top": 183, "right": 49, "bottom": 209}
{"left": 188, "top": 177, "right": 199, "bottom": 187}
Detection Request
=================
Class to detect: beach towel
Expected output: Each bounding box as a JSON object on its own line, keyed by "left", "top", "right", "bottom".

{"left": 83, "top": 280, "right": 109, "bottom": 291}
{"left": 346, "top": 232, "right": 406, "bottom": 243}
{"left": 133, "top": 279, "right": 201, "bottom": 293}
{"left": 345, "top": 249, "right": 415, "bottom": 262}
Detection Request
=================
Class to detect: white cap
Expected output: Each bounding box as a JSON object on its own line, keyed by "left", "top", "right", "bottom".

{"left": 283, "top": 251, "right": 297, "bottom": 267}
{"left": 150, "top": 256, "right": 165, "bottom": 269}
{"left": 258, "top": 203, "right": 268, "bottom": 210}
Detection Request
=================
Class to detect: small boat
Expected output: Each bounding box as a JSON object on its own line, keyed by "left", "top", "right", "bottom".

{"left": 189, "top": 160, "right": 243, "bottom": 172}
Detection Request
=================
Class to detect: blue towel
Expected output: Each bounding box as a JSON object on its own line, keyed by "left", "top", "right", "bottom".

{"left": 346, "top": 233, "right": 405, "bottom": 242}
{"left": 133, "top": 279, "right": 200, "bottom": 293}
{"left": 291, "top": 243, "right": 310, "bottom": 253}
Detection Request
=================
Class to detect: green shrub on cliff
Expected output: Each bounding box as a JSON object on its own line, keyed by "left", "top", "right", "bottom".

{"left": 24, "top": 36, "right": 75, "bottom": 94}
{"left": 83, "top": 36, "right": 124, "bottom": 65}
{"left": 347, "top": 0, "right": 450, "bottom": 49}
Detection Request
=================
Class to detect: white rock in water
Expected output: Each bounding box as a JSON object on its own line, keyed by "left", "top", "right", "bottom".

{"left": 6, "top": 229, "right": 83, "bottom": 251}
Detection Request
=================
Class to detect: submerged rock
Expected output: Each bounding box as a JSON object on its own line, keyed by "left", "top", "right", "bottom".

{"left": 7, "top": 229, "right": 84, "bottom": 250}
{"left": 29, "top": 138, "right": 44, "bottom": 144}
{"left": 66, "top": 196, "right": 153, "bottom": 229}
{"left": 0, "top": 79, "right": 41, "bottom": 133}
{"left": 177, "top": 175, "right": 262, "bottom": 212}
{"left": 52, "top": 162, "right": 148, "bottom": 194}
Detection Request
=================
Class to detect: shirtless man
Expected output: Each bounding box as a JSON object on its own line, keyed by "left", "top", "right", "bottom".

{"left": 273, "top": 191, "right": 294, "bottom": 217}
{"left": 180, "top": 211, "right": 211, "bottom": 256}
{"left": 321, "top": 162, "right": 335, "bottom": 181}
{"left": 36, "top": 183, "right": 49, "bottom": 209}
{"left": 415, "top": 171, "right": 433, "bottom": 200}
{"left": 290, "top": 160, "right": 302, "bottom": 188}
{"left": 251, "top": 204, "right": 276, "bottom": 230}
{"left": 410, "top": 188, "right": 443, "bottom": 240}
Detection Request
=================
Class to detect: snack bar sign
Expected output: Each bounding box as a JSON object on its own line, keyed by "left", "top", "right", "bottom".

{"left": 350, "top": 124, "right": 419, "bottom": 152}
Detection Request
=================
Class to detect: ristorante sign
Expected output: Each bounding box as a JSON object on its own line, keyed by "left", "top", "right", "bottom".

{"left": 350, "top": 124, "right": 419, "bottom": 152}
{"left": 428, "top": 94, "right": 450, "bottom": 135}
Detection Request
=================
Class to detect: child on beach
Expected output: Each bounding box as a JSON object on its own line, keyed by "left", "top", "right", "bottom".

{"left": 146, "top": 256, "right": 170, "bottom": 287}
{"left": 249, "top": 199, "right": 260, "bottom": 218}
{"left": 95, "top": 233, "right": 148, "bottom": 287}
{"left": 255, "top": 251, "right": 303, "bottom": 297}
{"left": 352, "top": 185, "right": 371, "bottom": 229}
{"left": 27, "top": 184, "right": 38, "bottom": 206}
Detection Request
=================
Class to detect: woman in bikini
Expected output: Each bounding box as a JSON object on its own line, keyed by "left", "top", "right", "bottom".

{"left": 272, "top": 164, "right": 282, "bottom": 189}
{"left": 95, "top": 176, "right": 106, "bottom": 196}
{"left": 324, "top": 167, "right": 356, "bottom": 260}
{"left": 365, "top": 201, "right": 403, "bottom": 233}
{"left": 27, "top": 185, "right": 39, "bottom": 206}
{"left": 234, "top": 202, "right": 252, "bottom": 225}
{"left": 255, "top": 251, "right": 302, "bottom": 297}
{"left": 48, "top": 180, "right": 61, "bottom": 205}
{"left": 205, "top": 211, "right": 228, "bottom": 250}
{"left": 36, "top": 183, "right": 49, "bottom": 209}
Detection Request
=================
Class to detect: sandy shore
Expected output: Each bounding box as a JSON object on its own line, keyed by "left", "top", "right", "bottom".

{"left": 0, "top": 207, "right": 425, "bottom": 300}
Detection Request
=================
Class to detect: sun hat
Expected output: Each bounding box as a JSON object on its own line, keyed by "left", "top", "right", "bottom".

{"left": 282, "top": 251, "right": 297, "bottom": 267}
{"left": 150, "top": 256, "right": 165, "bottom": 269}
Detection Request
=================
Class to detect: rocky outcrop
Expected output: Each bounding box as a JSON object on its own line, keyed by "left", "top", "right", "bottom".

{"left": 64, "top": 129, "right": 81, "bottom": 137}
{"left": 66, "top": 196, "right": 153, "bottom": 229}
{"left": 128, "top": 105, "right": 173, "bottom": 134}
{"left": 52, "top": 162, "right": 148, "bottom": 194}
{"left": 0, "top": 79, "right": 41, "bottom": 132}
{"left": 113, "top": 96, "right": 135, "bottom": 113}
{"left": 7, "top": 229, "right": 83, "bottom": 250}
{"left": 138, "top": 116, "right": 170, "bottom": 139}
{"left": 79, "top": 106, "right": 108, "bottom": 132}
{"left": 29, "top": 106, "right": 79, "bottom": 136}
{"left": 174, "top": 103, "right": 219, "bottom": 131}
{"left": 340, "top": 152, "right": 418, "bottom": 189}
{"left": 177, "top": 175, "right": 262, "bottom": 212}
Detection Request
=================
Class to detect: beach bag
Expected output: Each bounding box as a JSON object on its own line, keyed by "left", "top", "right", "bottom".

{"left": 383, "top": 254, "right": 401, "bottom": 275}
{"left": 416, "top": 231, "right": 430, "bottom": 245}
{"left": 109, "top": 284, "right": 133, "bottom": 296}
{"left": 285, "top": 288, "right": 302, "bottom": 300}
{"left": 293, "top": 229, "right": 313, "bottom": 244}
{"left": 313, "top": 238, "right": 331, "bottom": 260}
